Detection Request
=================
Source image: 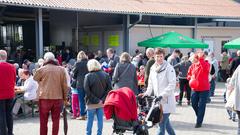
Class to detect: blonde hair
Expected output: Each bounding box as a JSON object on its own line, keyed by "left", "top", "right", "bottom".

{"left": 87, "top": 59, "right": 101, "bottom": 72}
{"left": 189, "top": 54, "right": 198, "bottom": 63}
{"left": 120, "top": 52, "right": 131, "bottom": 63}
{"left": 77, "top": 51, "right": 88, "bottom": 61}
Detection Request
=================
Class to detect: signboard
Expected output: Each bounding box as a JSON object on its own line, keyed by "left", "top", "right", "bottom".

{"left": 82, "top": 35, "right": 89, "bottom": 46}
{"left": 108, "top": 35, "right": 119, "bottom": 47}
{"left": 91, "top": 34, "right": 99, "bottom": 47}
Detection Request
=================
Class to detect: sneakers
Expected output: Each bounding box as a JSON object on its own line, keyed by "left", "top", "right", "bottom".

{"left": 71, "top": 116, "right": 77, "bottom": 119}
{"left": 76, "top": 116, "right": 86, "bottom": 120}
{"left": 232, "top": 118, "right": 237, "bottom": 122}
{"left": 178, "top": 101, "right": 191, "bottom": 106}
{"left": 195, "top": 123, "right": 202, "bottom": 128}
{"left": 187, "top": 100, "right": 191, "bottom": 105}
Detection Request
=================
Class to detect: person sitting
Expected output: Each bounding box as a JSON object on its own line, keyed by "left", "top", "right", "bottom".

{"left": 13, "top": 69, "right": 38, "bottom": 115}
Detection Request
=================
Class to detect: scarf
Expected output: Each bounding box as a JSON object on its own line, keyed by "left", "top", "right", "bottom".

{"left": 155, "top": 60, "right": 168, "bottom": 73}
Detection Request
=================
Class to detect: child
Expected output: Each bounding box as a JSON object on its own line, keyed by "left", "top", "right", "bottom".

{"left": 225, "top": 78, "right": 237, "bottom": 122}
{"left": 71, "top": 87, "right": 80, "bottom": 119}
{"left": 137, "top": 65, "right": 145, "bottom": 93}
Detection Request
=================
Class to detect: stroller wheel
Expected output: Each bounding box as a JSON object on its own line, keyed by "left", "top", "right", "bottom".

{"left": 136, "top": 130, "right": 149, "bottom": 135}
{"left": 135, "top": 125, "right": 149, "bottom": 135}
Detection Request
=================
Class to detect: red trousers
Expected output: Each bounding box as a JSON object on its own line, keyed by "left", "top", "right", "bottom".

{"left": 39, "top": 99, "right": 63, "bottom": 135}
{"left": 71, "top": 93, "right": 80, "bottom": 117}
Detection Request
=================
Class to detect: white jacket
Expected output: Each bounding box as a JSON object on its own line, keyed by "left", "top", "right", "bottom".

{"left": 230, "top": 65, "right": 240, "bottom": 111}
{"left": 21, "top": 76, "right": 38, "bottom": 100}
{"left": 145, "top": 61, "right": 176, "bottom": 114}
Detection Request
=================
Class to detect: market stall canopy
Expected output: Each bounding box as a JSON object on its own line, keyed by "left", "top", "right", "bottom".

{"left": 138, "top": 31, "right": 208, "bottom": 48}
{"left": 224, "top": 38, "right": 240, "bottom": 49}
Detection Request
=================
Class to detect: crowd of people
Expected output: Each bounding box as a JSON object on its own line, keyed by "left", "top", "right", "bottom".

{"left": 0, "top": 47, "right": 240, "bottom": 135}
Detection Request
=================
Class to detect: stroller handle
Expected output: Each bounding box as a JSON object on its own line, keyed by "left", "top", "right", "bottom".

{"left": 139, "top": 95, "right": 162, "bottom": 102}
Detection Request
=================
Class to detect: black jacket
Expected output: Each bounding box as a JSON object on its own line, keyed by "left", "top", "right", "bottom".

{"left": 72, "top": 59, "right": 89, "bottom": 89}
{"left": 84, "top": 70, "right": 112, "bottom": 105}
{"left": 230, "top": 56, "right": 240, "bottom": 76}
{"left": 174, "top": 61, "right": 192, "bottom": 79}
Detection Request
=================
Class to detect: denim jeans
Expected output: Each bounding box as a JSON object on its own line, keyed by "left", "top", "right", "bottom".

{"left": 78, "top": 89, "right": 86, "bottom": 116}
{"left": 0, "top": 99, "right": 14, "bottom": 135}
{"left": 157, "top": 113, "right": 176, "bottom": 135}
{"left": 86, "top": 108, "right": 103, "bottom": 135}
{"left": 237, "top": 111, "right": 240, "bottom": 135}
{"left": 210, "top": 79, "right": 216, "bottom": 97}
{"left": 227, "top": 109, "right": 236, "bottom": 119}
{"left": 191, "top": 90, "right": 209, "bottom": 125}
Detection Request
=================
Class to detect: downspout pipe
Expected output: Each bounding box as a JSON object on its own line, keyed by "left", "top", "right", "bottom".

{"left": 128, "top": 14, "right": 142, "bottom": 29}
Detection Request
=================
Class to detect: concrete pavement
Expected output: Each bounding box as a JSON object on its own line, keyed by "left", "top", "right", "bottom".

{"left": 14, "top": 82, "right": 238, "bottom": 135}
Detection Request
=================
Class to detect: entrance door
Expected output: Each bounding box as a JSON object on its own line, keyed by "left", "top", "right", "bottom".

{"left": 203, "top": 38, "right": 214, "bottom": 54}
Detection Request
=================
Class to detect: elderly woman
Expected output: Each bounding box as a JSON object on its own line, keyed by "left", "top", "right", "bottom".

{"left": 15, "top": 69, "right": 38, "bottom": 100}
{"left": 187, "top": 51, "right": 210, "bottom": 128}
{"left": 228, "top": 65, "right": 240, "bottom": 135}
{"left": 13, "top": 69, "right": 38, "bottom": 115}
{"left": 112, "top": 52, "right": 138, "bottom": 94}
{"left": 84, "top": 59, "right": 112, "bottom": 135}
{"left": 72, "top": 51, "right": 89, "bottom": 120}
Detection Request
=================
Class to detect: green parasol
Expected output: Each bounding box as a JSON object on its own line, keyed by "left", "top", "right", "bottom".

{"left": 224, "top": 38, "right": 240, "bottom": 49}
{"left": 138, "top": 31, "right": 208, "bottom": 48}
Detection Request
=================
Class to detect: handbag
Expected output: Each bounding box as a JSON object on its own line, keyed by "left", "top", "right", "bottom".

{"left": 189, "top": 77, "right": 199, "bottom": 90}
{"left": 189, "top": 66, "right": 201, "bottom": 90}
{"left": 225, "top": 90, "right": 235, "bottom": 111}
{"left": 113, "top": 63, "right": 130, "bottom": 85}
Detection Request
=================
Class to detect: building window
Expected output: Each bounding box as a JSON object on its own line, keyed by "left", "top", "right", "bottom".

{"left": 221, "top": 40, "right": 229, "bottom": 53}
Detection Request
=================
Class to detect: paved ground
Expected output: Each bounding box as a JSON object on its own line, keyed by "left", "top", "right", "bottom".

{"left": 14, "top": 82, "right": 238, "bottom": 135}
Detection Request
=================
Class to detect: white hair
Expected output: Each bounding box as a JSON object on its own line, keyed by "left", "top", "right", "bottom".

{"left": 0, "top": 50, "right": 7, "bottom": 61}
{"left": 146, "top": 48, "right": 154, "bottom": 54}
{"left": 44, "top": 52, "right": 55, "bottom": 61}
{"left": 38, "top": 58, "right": 44, "bottom": 66}
{"left": 18, "top": 68, "right": 24, "bottom": 77}
{"left": 87, "top": 59, "right": 101, "bottom": 72}
{"left": 237, "top": 50, "right": 240, "bottom": 56}
{"left": 13, "top": 63, "right": 19, "bottom": 69}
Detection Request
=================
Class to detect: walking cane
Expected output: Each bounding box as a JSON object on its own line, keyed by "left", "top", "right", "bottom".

{"left": 63, "top": 105, "right": 68, "bottom": 135}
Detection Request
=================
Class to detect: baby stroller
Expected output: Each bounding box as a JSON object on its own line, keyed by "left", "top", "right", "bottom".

{"left": 104, "top": 87, "right": 163, "bottom": 135}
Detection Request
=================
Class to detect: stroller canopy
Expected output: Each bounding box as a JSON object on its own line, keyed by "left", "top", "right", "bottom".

{"left": 104, "top": 87, "right": 138, "bottom": 121}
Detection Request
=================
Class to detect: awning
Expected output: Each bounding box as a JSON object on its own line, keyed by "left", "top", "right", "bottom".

{"left": 0, "top": 0, "right": 240, "bottom": 18}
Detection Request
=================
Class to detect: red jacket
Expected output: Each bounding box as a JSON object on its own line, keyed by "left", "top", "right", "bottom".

{"left": 104, "top": 87, "right": 137, "bottom": 121}
{"left": 187, "top": 58, "right": 210, "bottom": 91}
{"left": 137, "top": 73, "right": 144, "bottom": 84}
{"left": 0, "top": 62, "right": 16, "bottom": 99}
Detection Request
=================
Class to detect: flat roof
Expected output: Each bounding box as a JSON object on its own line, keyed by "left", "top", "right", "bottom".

{"left": 0, "top": 0, "right": 240, "bottom": 18}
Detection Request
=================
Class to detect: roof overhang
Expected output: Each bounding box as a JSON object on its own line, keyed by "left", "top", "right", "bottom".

{"left": 0, "top": 0, "right": 240, "bottom": 19}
